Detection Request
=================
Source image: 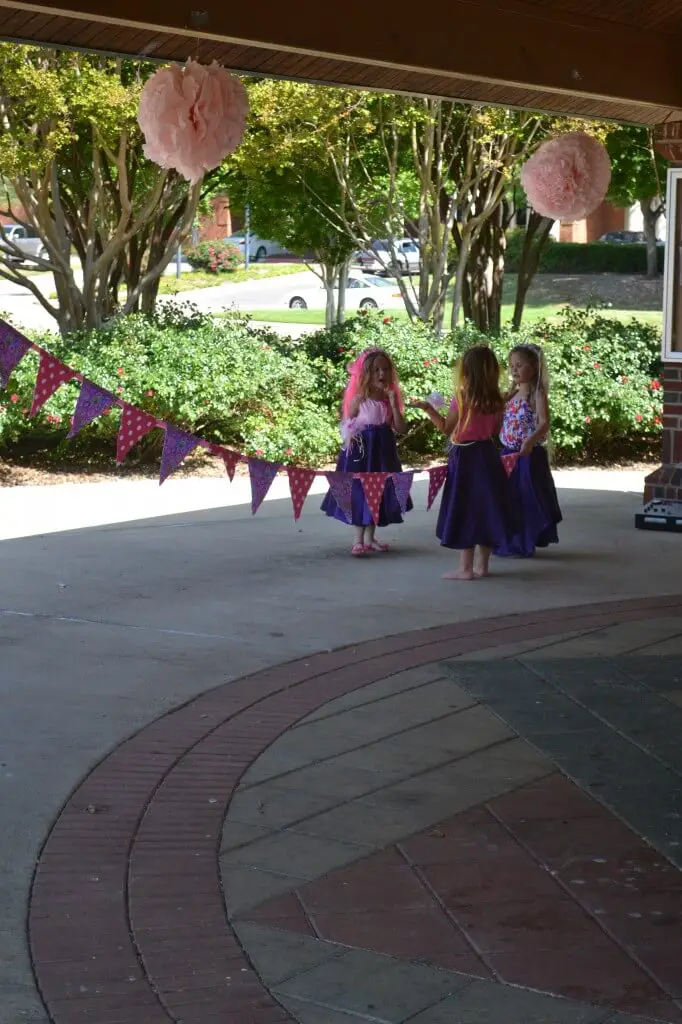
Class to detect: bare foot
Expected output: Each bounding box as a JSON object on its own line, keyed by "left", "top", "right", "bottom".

{"left": 442, "top": 570, "right": 475, "bottom": 581}
{"left": 473, "top": 568, "right": 490, "bottom": 578}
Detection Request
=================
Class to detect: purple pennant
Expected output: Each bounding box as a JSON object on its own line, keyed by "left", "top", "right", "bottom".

{"left": 248, "top": 458, "right": 280, "bottom": 514}
{"left": 326, "top": 471, "right": 354, "bottom": 524}
{"left": 159, "top": 426, "right": 199, "bottom": 485}
{"left": 392, "top": 471, "right": 414, "bottom": 515}
{"left": 67, "top": 380, "right": 116, "bottom": 439}
{"left": 0, "top": 321, "right": 31, "bottom": 388}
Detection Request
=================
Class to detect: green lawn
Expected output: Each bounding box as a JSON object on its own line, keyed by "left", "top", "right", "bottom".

{"left": 244, "top": 304, "right": 663, "bottom": 328}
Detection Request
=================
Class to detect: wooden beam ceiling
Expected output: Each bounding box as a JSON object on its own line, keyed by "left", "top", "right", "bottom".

{"left": 1, "top": 0, "right": 681, "bottom": 123}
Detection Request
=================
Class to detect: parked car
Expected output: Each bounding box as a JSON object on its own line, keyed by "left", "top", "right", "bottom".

{"left": 354, "top": 238, "right": 420, "bottom": 275}
{"left": 287, "top": 274, "right": 404, "bottom": 311}
{"left": 598, "top": 230, "right": 663, "bottom": 246}
{"left": 0, "top": 223, "right": 48, "bottom": 264}
{"left": 224, "top": 233, "right": 288, "bottom": 261}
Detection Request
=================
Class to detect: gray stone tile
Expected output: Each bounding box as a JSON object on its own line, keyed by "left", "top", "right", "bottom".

{"left": 235, "top": 923, "right": 344, "bottom": 986}
{"left": 528, "top": 658, "right": 682, "bottom": 775}
{"left": 634, "top": 634, "right": 682, "bottom": 656}
{"left": 405, "top": 978, "right": 611, "bottom": 1023}
{"left": 265, "top": 760, "right": 393, "bottom": 801}
{"left": 608, "top": 656, "right": 682, "bottom": 693}
{"left": 601, "top": 1014, "right": 680, "bottom": 1024}
{"left": 277, "top": 996, "right": 380, "bottom": 1023}
{"left": 666, "top": 690, "right": 682, "bottom": 708}
{"left": 274, "top": 947, "right": 469, "bottom": 1022}
{"left": 221, "top": 820, "right": 274, "bottom": 852}
{"left": 222, "top": 863, "right": 306, "bottom": 915}
{"left": 302, "top": 665, "right": 450, "bottom": 724}
{"left": 363, "top": 739, "right": 550, "bottom": 821}
{"left": 241, "top": 748, "right": 326, "bottom": 787}
{"left": 446, "top": 630, "right": 588, "bottom": 662}
{"left": 221, "top": 830, "right": 372, "bottom": 880}
{"left": 401, "top": 705, "right": 515, "bottom": 755}
{"left": 227, "top": 784, "right": 341, "bottom": 830}
{"left": 291, "top": 798, "right": 440, "bottom": 848}
{"left": 521, "top": 619, "right": 682, "bottom": 658}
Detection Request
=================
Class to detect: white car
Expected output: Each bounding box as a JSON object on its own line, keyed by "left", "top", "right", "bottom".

{"left": 288, "top": 274, "right": 404, "bottom": 311}
{"left": 224, "top": 234, "right": 288, "bottom": 261}
{"left": 0, "top": 223, "right": 49, "bottom": 264}
{"left": 354, "top": 238, "right": 421, "bottom": 276}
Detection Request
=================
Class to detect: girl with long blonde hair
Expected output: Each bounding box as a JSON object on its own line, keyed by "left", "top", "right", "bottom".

{"left": 495, "top": 343, "right": 562, "bottom": 557}
{"left": 411, "top": 345, "right": 516, "bottom": 580}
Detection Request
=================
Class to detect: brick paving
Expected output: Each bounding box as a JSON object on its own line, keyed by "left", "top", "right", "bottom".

{"left": 27, "top": 596, "right": 682, "bottom": 1024}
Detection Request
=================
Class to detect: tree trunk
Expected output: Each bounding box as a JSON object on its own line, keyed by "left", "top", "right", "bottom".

{"left": 322, "top": 262, "right": 338, "bottom": 328}
{"left": 461, "top": 203, "right": 507, "bottom": 334}
{"left": 641, "top": 199, "right": 662, "bottom": 279}
{"left": 512, "top": 211, "right": 554, "bottom": 331}
{"left": 337, "top": 258, "right": 349, "bottom": 324}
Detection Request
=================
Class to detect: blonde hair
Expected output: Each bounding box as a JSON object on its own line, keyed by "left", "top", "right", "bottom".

{"left": 453, "top": 346, "right": 504, "bottom": 441}
{"left": 509, "top": 343, "right": 550, "bottom": 412}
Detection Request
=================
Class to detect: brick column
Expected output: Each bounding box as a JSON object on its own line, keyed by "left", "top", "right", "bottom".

{"left": 643, "top": 363, "right": 682, "bottom": 503}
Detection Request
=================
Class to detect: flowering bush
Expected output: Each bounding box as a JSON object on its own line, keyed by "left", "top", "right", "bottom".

{"left": 0, "top": 303, "right": 664, "bottom": 469}
{"left": 184, "top": 241, "right": 243, "bottom": 274}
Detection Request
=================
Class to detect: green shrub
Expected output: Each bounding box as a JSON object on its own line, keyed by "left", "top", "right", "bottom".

{"left": 0, "top": 303, "right": 663, "bottom": 470}
{"left": 505, "top": 229, "right": 665, "bottom": 275}
{"left": 185, "top": 240, "right": 243, "bottom": 273}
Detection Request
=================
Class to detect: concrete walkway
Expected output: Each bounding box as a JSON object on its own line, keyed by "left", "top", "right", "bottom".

{"left": 2, "top": 470, "right": 682, "bottom": 1024}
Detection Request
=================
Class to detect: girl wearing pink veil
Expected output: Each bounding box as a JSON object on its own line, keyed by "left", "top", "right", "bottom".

{"left": 321, "top": 348, "right": 412, "bottom": 556}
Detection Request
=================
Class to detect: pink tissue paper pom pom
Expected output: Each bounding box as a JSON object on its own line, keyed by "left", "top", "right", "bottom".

{"left": 521, "top": 132, "right": 611, "bottom": 223}
{"left": 138, "top": 60, "right": 249, "bottom": 184}
{"left": 427, "top": 392, "right": 447, "bottom": 409}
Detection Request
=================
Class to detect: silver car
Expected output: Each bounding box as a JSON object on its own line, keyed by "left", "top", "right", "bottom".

{"left": 354, "top": 238, "right": 421, "bottom": 276}
{"left": 0, "top": 223, "right": 48, "bottom": 264}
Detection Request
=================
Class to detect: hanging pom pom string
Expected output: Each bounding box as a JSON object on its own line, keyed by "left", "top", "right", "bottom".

{"left": 521, "top": 131, "right": 611, "bottom": 223}
{"left": 138, "top": 60, "right": 248, "bottom": 184}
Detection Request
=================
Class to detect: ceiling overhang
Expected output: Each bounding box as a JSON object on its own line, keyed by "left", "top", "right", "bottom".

{"left": 1, "top": 0, "right": 682, "bottom": 124}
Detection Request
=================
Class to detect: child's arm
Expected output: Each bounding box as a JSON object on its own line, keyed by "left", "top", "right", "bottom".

{"left": 410, "top": 399, "right": 459, "bottom": 437}
{"left": 388, "top": 391, "right": 406, "bottom": 433}
{"left": 519, "top": 391, "right": 550, "bottom": 456}
{"left": 347, "top": 396, "right": 362, "bottom": 419}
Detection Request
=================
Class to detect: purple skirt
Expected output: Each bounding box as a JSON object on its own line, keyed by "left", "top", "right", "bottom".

{"left": 437, "top": 440, "right": 517, "bottom": 550}
{"left": 321, "top": 424, "right": 412, "bottom": 528}
{"left": 495, "top": 446, "right": 562, "bottom": 557}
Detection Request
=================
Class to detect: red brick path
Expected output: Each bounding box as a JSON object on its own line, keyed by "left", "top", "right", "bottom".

{"left": 28, "top": 596, "right": 682, "bottom": 1024}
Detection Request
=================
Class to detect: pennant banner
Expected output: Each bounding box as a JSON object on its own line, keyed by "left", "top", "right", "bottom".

{"left": 249, "top": 458, "right": 280, "bottom": 514}
{"left": 288, "top": 467, "right": 317, "bottom": 521}
{"left": 116, "top": 405, "right": 159, "bottom": 464}
{"left": 393, "top": 471, "right": 414, "bottom": 515}
{"left": 361, "top": 472, "right": 389, "bottom": 525}
{"left": 427, "top": 465, "right": 448, "bottom": 510}
{"left": 0, "top": 323, "right": 31, "bottom": 388}
{"left": 30, "top": 352, "right": 76, "bottom": 418}
{"left": 211, "top": 444, "right": 240, "bottom": 482}
{"left": 68, "top": 381, "right": 116, "bottom": 439}
{"left": 326, "top": 471, "right": 354, "bottom": 524}
{"left": 501, "top": 453, "right": 519, "bottom": 478}
{"left": 160, "top": 427, "right": 199, "bottom": 484}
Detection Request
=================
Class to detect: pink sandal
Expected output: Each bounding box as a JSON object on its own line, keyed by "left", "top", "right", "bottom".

{"left": 351, "top": 543, "right": 367, "bottom": 557}
{"left": 366, "top": 540, "right": 390, "bottom": 553}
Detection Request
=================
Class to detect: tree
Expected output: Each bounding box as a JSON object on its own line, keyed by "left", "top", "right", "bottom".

{"left": 0, "top": 46, "right": 201, "bottom": 334}
{"left": 605, "top": 125, "right": 668, "bottom": 278}
{"left": 218, "top": 80, "right": 368, "bottom": 328}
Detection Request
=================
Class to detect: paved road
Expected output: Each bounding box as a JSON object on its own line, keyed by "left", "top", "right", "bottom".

{"left": 0, "top": 266, "right": 319, "bottom": 334}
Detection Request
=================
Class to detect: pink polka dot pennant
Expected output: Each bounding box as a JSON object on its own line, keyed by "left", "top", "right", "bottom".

{"left": 29, "top": 352, "right": 77, "bottom": 418}
{"left": 116, "top": 405, "right": 159, "bottom": 464}
{"left": 248, "top": 457, "right": 280, "bottom": 515}
{"left": 209, "top": 444, "right": 240, "bottom": 481}
{"left": 287, "top": 467, "right": 317, "bottom": 521}
{"left": 427, "top": 464, "right": 448, "bottom": 510}
{"left": 360, "top": 472, "right": 389, "bottom": 525}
